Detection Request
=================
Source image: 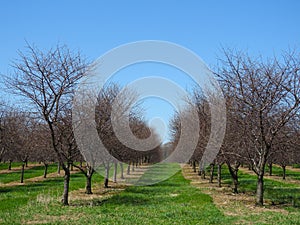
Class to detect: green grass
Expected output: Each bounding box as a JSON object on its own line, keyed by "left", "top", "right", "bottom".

{"left": 0, "top": 164, "right": 232, "bottom": 225}
{"left": 0, "top": 172, "right": 104, "bottom": 223}
{"left": 208, "top": 165, "right": 300, "bottom": 207}
{"left": 266, "top": 165, "right": 300, "bottom": 181}
{"left": 0, "top": 164, "right": 58, "bottom": 184}
{"left": 1, "top": 163, "right": 300, "bottom": 224}
{"left": 0, "top": 162, "right": 24, "bottom": 170}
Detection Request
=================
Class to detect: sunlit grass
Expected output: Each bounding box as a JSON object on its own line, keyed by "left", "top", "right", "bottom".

{"left": 0, "top": 164, "right": 58, "bottom": 184}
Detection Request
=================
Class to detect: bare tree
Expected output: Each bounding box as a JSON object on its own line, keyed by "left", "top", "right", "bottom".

{"left": 217, "top": 49, "right": 300, "bottom": 205}
{"left": 94, "top": 83, "right": 162, "bottom": 187}
{"left": 5, "top": 43, "right": 86, "bottom": 205}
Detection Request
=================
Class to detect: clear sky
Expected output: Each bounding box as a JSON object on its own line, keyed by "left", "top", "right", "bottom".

{"left": 1, "top": 0, "right": 300, "bottom": 142}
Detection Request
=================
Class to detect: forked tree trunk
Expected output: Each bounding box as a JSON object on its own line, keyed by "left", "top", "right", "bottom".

{"left": 120, "top": 163, "right": 124, "bottom": 179}
{"left": 20, "top": 163, "right": 25, "bottom": 183}
{"left": 256, "top": 174, "right": 264, "bottom": 206}
{"left": 227, "top": 162, "right": 239, "bottom": 194}
{"left": 217, "top": 164, "right": 222, "bottom": 187}
{"left": 62, "top": 167, "right": 70, "bottom": 205}
{"left": 43, "top": 163, "right": 48, "bottom": 178}
{"left": 113, "top": 162, "right": 117, "bottom": 183}
{"left": 85, "top": 165, "right": 94, "bottom": 194}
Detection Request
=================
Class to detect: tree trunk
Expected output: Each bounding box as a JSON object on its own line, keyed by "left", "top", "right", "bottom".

{"left": 198, "top": 164, "right": 206, "bottom": 179}
{"left": 25, "top": 159, "right": 28, "bottom": 167}
{"left": 209, "top": 164, "right": 214, "bottom": 183}
{"left": 85, "top": 175, "right": 92, "bottom": 194}
{"left": 62, "top": 167, "right": 70, "bottom": 205}
{"left": 8, "top": 160, "right": 12, "bottom": 170}
{"left": 193, "top": 160, "right": 196, "bottom": 173}
{"left": 120, "top": 163, "right": 124, "bottom": 179}
{"left": 198, "top": 169, "right": 202, "bottom": 176}
{"left": 113, "top": 162, "right": 117, "bottom": 183}
{"left": 43, "top": 163, "right": 48, "bottom": 178}
{"left": 57, "top": 161, "right": 61, "bottom": 174}
{"left": 227, "top": 162, "right": 239, "bottom": 193}
{"left": 104, "top": 164, "right": 109, "bottom": 188}
{"left": 282, "top": 165, "right": 286, "bottom": 180}
{"left": 268, "top": 163, "right": 273, "bottom": 176}
{"left": 127, "top": 162, "right": 130, "bottom": 175}
{"left": 201, "top": 170, "right": 206, "bottom": 179}
{"left": 256, "top": 174, "right": 264, "bottom": 206}
{"left": 233, "top": 175, "right": 238, "bottom": 193}
{"left": 217, "top": 164, "right": 222, "bottom": 187}
{"left": 20, "top": 163, "right": 25, "bottom": 183}
{"left": 132, "top": 162, "right": 135, "bottom": 172}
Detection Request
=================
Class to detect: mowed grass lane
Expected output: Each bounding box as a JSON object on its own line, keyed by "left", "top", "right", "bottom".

{"left": 0, "top": 162, "right": 23, "bottom": 170}
{"left": 0, "top": 164, "right": 59, "bottom": 184}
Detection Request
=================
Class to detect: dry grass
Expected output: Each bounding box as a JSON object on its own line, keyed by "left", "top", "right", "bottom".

{"left": 0, "top": 169, "right": 79, "bottom": 188}
{"left": 69, "top": 181, "right": 127, "bottom": 204}
{"left": 68, "top": 165, "right": 151, "bottom": 204}
{"left": 181, "top": 165, "right": 287, "bottom": 218}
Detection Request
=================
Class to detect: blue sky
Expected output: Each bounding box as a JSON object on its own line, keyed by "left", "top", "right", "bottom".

{"left": 1, "top": 0, "right": 300, "bottom": 142}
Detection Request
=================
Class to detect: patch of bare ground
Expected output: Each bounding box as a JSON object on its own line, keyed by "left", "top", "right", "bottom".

{"left": 181, "top": 164, "right": 287, "bottom": 218}
{"left": 0, "top": 163, "right": 42, "bottom": 174}
{"left": 69, "top": 181, "right": 127, "bottom": 206}
{"left": 0, "top": 169, "right": 80, "bottom": 188}
{"left": 239, "top": 167, "right": 300, "bottom": 186}
{"left": 286, "top": 166, "right": 300, "bottom": 173}
{"left": 68, "top": 164, "right": 151, "bottom": 205}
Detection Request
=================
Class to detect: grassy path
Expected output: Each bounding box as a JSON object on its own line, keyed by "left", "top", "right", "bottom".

{"left": 0, "top": 164, "right": 61, "bottom": 185}
{"left": 0, "top": 162, "right": 24, "bottom": 171}
{"left": 0, "top": 163, "right": 42, "bottom": 174}
{"left": 0, "top": 168, "right": 80, "bottom": 187}
{"left": 239, "top": 166, "right": 300, "bottom": 186}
